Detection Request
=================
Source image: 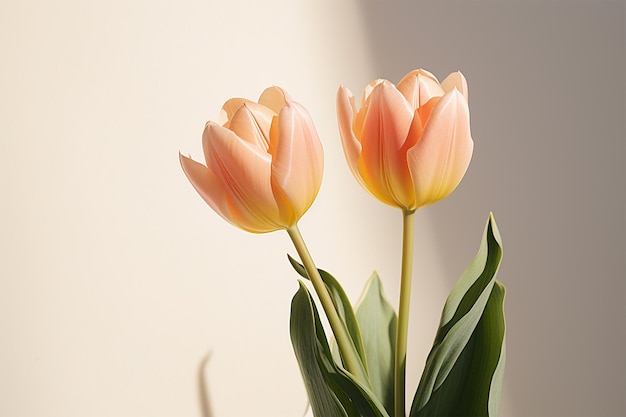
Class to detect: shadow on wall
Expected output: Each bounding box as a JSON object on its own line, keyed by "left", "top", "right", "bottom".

{"left": 357, "top": 1, "right": 626, "bottom": 417}
{"left": 198, "top": 352, "right": 214, "bottom": 417}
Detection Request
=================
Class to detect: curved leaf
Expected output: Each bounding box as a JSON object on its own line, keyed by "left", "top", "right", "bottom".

{"left": 290, "top": 281, "right": 350, "bottom": 417}
{"left": 290, "top": 281, "right": 391, "bottom": 417}
{"left": 410, "top": 213, "right": 506, "bottom": 417}
{"left": 288, "top": 255, "right": 368, "bottom": 371}
{"left": 354, "top": 273, "right": 397, "bottom": 415}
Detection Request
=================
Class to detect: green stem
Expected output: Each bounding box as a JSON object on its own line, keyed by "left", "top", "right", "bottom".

{"left": 394, "top": 209, "right": 415, "bottom": 417}
{"left": 286, "top": 224, "right": 368, "bottom": 384}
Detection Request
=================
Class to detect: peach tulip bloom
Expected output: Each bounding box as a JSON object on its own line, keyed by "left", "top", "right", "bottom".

{"left": 180, "top": 87, "right": 323, "bottom": 233}
{"left": 337, "top": 69, "right": 473, "bottom": 211}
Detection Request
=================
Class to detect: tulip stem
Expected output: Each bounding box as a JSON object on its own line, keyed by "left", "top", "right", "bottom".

{"left": 394, "top": 209, "right": 415, "bottom": 417}
{"left": 287, "top": 224, "right": 368, "bottom": 385}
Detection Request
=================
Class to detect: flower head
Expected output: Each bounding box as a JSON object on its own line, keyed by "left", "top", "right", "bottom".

{"left": 337, "top": 69, "right": 473, "bottom": 211}
{"left": 180, "top": 87, "right": 324, "bottom": 233}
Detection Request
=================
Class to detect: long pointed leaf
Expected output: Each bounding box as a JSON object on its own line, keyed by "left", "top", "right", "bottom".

{"left": 354, "top": 273, "right": 397, "bottom": 415}
{"left": 290, "top": 281, "right": 351, "bottom": 417}
{"left": 290, "top": 281, "right": 391, "bottom": 417}
{"left": 288, "top": 255, "right": 368, "bottom": 371}
{"left": 410, "top": 213, "right": 506, "bottom": 417}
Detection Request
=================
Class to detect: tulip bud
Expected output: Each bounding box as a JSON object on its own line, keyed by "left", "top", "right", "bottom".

{"left": 180, "top": 87, "right": 324, "bottom": 233}
{"left": 337, "top": 69, "right": 473, "bottom": 211}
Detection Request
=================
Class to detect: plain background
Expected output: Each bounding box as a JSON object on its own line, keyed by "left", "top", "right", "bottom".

{"left": 1, "top": 1, "right": 624, "bottom": 416}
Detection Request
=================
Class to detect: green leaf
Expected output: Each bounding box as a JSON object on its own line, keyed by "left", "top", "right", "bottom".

{"left": 410, "top": 213, "right": 506, "bottom": 417}
{"left": 354, "top": 273, "right": 397, "bottom": 415}
{"left": 290, "top": 281, "right": 391, "bottom": 417}
{"left": 290, "top": 281, "right": 350, "bottom": 417}
{"left": 288, "top": 255, "right": 368, "bottom": 371}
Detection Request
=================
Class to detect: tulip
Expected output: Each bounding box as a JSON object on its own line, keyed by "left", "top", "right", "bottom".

{"left": 180, "top": 87, "right": 367, "bottom": 385}
{"left": 338, "top": 69, "right": 474, "bottom": 417}
{"left": 337, "top": 69, "right": 473, "bottom": 211}
{"left": 180, "top": 86, "right": 324, "bottom": 233}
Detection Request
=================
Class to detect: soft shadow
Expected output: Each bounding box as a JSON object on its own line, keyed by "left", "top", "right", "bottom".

{"left": 198, "top": 351, "right": 214, "bottom": 417}
{"left": 353, "top": 1, "right": 518, "bottom": 414}
{"left": 355, "top": 2, "right": 626, "bottom": 416}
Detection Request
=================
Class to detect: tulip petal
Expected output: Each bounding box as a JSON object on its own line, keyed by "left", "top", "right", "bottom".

{"left": 441, "top": 72, "right": 469, "bottom": 100}
{"left": 179, "top": 152, "right": 236, "bottom": 225}
{"left": 397, "top": 69, "right": 445, "bottom": 108}
{"left": 359, "top": 79, "right": 384, "bottom": 108}
{"left": 407, "top": 89, "right": 473, "bottom": 208}
{"left": 358, "top": 81, "right": 415, "bottom": 208}
{"left": 355, "top": 79, "right": 384, "bottom": 138}
{"left": 220, "top": 98, "right": 251, "bottom": 125}
{"left": 270, "top": 101, "right": 324, "bottom": 220}
{"left": 227, "top": 103, "right": 274, "bottom": 150}
{"left": 337, "top": 86, "right": 366, "bottom": 187}
{"left": 258, "top": 86, "right": 289, "bottom": 113}
{"left": 203, "top": 122, "right": 285, "bottom": 232}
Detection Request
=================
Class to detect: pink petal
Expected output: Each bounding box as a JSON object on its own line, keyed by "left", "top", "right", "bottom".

{"left": 270, "top": 101, "right": 324, "bottom": 220}
{"left": 226, "top": 103, "right": 274, "bottom": 150}
{"left": 258, "top": 86, "right": 289, "bottom": 113}
{"left": 220, "top": 98, "right": 251, "bottom": 125}
{"left": 441, "top": 72, "right": 469, "bottom": 100}
{"left": 407, "top": 89, "right": 473, "bottom": 208}
{"left": 358, "top": 81, "right": 415, "bottom": 208}
{"left": 397, "top": 69, "right": 445, "bottom": 108}
{"left": 359, "top": 79, "right": 384, "bottom": 108}
{"left": 355, "top": 79, "right": 384, "bottom": 138}
{"left": 179, "top": 152, "right": 234, "bottom": 224}
{"left": 202, "top": 122, "right": 285, "bottom": 232}
{"left": 336, "top": 86, "right": 364, "bottom": 186}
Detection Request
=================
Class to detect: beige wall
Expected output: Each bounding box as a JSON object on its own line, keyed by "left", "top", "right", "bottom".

{"left": 1, "top": 1, "right": 624, "bottom": 416}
